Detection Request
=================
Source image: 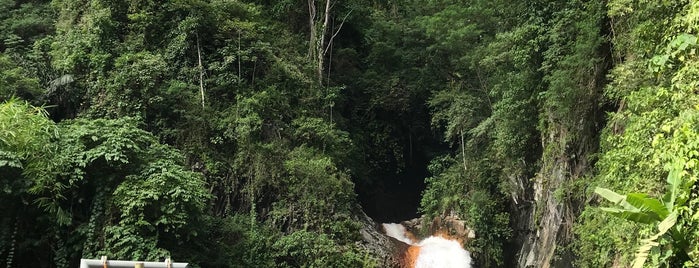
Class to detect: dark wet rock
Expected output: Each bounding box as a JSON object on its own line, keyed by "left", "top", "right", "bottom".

{"left": 401, "top": 214, "right": 475, "bottom": 242}
{"left": 353, "top": 206, "right": 406, "bottom": 267}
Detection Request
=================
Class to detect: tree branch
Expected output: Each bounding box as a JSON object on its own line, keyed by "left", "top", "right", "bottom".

{"left": 323, "top": 10, "right": 352, "bottom": 56}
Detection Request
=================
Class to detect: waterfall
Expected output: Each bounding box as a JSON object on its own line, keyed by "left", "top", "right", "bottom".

{"left": 382, "top": 223, "right": 416, "bottom": 244}
{"left": 382, "top": 223, "right": 472, "bottom": 268}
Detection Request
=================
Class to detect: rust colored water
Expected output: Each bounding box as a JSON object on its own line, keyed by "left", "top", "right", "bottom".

{"left": 404, "top": 245, "right": 421, "bottom": 267}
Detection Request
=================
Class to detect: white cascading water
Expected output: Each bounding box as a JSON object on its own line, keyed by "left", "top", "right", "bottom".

{"left": 382, "top": 223, "right": 416, "bottom": 244}
{"left": 382, "top": 223, "right": 472, "bottom": 268}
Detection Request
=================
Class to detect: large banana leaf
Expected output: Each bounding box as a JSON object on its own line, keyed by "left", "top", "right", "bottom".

{"left": 663, "top": 163, "right": 682, "bottom": 211}
{"left": 631, "top": 211, "right": 678, "bottom": 268}
{"left": 594, "top": 187, "right": 635, "bottom": 210}
{"left": 626, "top": 193, "right": 668, "bottom": 220}
{"left": 599, "top": 207, "right": 656, "bottom": 224}
{"left": 596, "top": 163, "right": 692, "bottom": 267}
{"left": 662, "top": 162, "right": 693, "bottom": 210}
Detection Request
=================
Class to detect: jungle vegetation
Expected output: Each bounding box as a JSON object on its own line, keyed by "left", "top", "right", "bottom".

{"left": 2, "top": 0, "right": 699, "bottom": 267}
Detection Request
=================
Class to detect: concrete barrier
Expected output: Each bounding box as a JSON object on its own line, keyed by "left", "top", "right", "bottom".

{"left": 79, "top": 257, "right": 188, "bottom": 268}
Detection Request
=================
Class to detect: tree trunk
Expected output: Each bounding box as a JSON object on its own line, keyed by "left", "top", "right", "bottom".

{"left": 461, "top": 130, "right": 467, "bottom": 171}
{"left": 317, "top": 0, "right": 331, "bottom": 85}
{"left": 196, "top": 33, "right": 205, "bottom": 109}
{"left": 307, "top": 0, "right": 317, "bottom": 61}
{"left": 308, "top": 0, "right": 350, "bottom": 87}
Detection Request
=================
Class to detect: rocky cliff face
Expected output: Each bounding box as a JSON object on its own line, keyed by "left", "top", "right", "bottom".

{"left": 514, "top": 93, "right": 606, "bottom": 268}
{"left": 512, "top": 15, "right": 611, "bottom": 264}
{"left": 516, "top": 157, "right": 587, "bottom": 268}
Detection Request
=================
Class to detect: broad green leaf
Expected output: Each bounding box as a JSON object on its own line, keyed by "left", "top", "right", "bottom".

{"left": 672, "top": 33, "right": 697, "bottom": 52}
{"left": 657, "top": 211, "right": 677, "bottom": 234}
{"left": 595, "top": 187, "right": 635, "bottom": 210}
{"left": 599, "top": 207, "right": 656, "bottom": 224}
{"left": 631, "top": 211, "right": 677, "bottom": 268}
{"left": 625, "top": 193, "right": 668, "bottom": 219}
{"left": 663, "top": 163, "right": 686, "bottom": 210}
{"left": 632, "top": 239, "right": 659, "bottom": 268}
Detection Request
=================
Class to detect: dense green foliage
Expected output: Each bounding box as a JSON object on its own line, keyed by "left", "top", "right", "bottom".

{"left": 594, "top": 163, "right": 691, "bottom": 267}
{"left": 1, "top": 0, "right": 369, "bottom": 267}
{"left": 3, "top": 0, "right": 699, "bottom": 267}
{"left": 574, "top": 1, "right": 699, "bottom": 267}
{"left": 413, "top": 0, "right": 607, "bottom": 265}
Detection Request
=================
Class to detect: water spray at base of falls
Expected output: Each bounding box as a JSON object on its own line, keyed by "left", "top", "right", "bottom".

{"left": 382, "top": 223, "right": 472, "bottom": 268}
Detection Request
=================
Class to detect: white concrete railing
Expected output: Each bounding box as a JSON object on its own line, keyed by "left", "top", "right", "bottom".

{"left": 79, "top": 257, "right": 188, "bottom": 268}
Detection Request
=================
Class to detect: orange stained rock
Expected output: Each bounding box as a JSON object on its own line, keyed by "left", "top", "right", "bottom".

{"left": 403, "top": 245, "right": 421, "bottom": 268}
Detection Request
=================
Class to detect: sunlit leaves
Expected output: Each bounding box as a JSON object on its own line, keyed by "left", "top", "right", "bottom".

{"left": 595, "top": 163, "right": 692, "bottom": 267}
{"left": 0, "top": 99, "right": 55, "bottom": 168}
{"left": 577, "top": 1, "right": 699, "bottom": 266}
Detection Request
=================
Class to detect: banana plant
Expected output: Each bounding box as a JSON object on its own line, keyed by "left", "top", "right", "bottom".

{"left": 595, "top": 162, "right": 693, "bottom": 268}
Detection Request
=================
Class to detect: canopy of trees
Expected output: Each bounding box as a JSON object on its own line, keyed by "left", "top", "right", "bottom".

{"left": 2, "top": 0, "right": 699, "bottom": 267}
